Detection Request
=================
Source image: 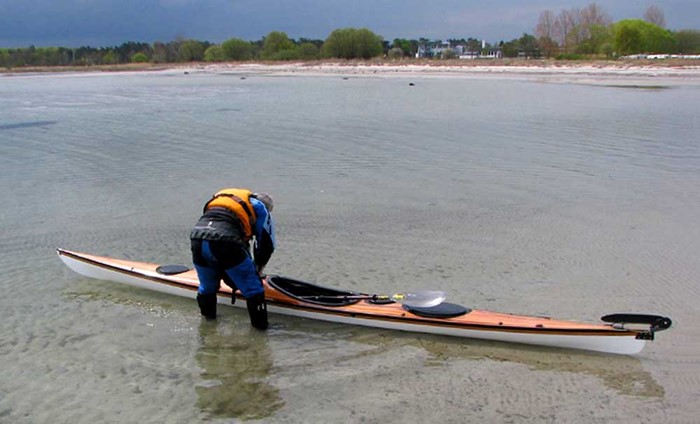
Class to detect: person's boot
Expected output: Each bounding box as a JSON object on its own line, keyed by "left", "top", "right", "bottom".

{"left": 246, "top": 293, "right": 268, "bottom": 330}
{"left": 197, "top": 293, "right": 217, "bottom": 320}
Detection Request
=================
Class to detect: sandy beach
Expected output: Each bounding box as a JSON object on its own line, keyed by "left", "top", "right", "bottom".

{"left": 195, "top": 59, "right": 700, "bottom": 76}
{"left": 5, "top": 59, "right": 700, "bottom": 85}
{"left": 190, "top": 60, "right": 700, "bottom": 89}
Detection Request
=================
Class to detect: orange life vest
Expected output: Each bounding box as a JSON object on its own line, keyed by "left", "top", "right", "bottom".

{"left": 203, "top": 188, "right": 257, "bottom": 240}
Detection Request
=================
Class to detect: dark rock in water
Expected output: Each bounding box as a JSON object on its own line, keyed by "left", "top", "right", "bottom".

{"left": 409, "top": 82, "right": 415, "bottom": 86}
{"left": 184, "top": 71, "right": 189, "bottom": 75}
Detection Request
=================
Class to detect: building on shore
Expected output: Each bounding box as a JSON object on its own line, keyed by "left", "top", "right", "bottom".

{"left": 416, "top": 39, "right": 502, "bottom": 59}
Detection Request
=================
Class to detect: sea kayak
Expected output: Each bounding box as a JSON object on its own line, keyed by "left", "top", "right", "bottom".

{"left": 57, "top": 248, "right": 671, "bottom": 355}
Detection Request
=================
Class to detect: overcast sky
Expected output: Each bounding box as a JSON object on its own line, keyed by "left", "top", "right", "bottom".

{"left": 0, "top": 0, "right": 697, "bottom": 48}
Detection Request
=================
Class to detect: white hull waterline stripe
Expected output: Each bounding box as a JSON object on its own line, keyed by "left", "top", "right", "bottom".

{"left": 58, "top": 251, "right": 648, "bottom": 355}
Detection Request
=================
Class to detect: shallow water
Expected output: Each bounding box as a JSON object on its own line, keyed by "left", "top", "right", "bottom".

{"left": 1, "top": 70, "right": 699, "bottom": 423}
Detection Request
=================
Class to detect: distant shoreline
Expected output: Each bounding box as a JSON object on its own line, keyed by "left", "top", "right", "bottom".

{"left": 4, "top": 58, "right": 700, "bottom": 84}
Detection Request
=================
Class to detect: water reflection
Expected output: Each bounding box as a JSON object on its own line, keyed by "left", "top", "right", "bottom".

{"left": 63, "top": 278, "right": 663, "bottom": 402}
{"left": 195, "top": 319, "right": 284, "bottom": 420}
{"left": 347, "top": 329, "right": 664, "bottom": 398}
{"left": 63, "top": 280, "right": 284, "bottom": 420}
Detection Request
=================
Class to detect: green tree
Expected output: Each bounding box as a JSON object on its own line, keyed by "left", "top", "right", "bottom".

{"left": 272, "top": 49, "right": 300, "bottom": 60}
{"left": 149, "top": 40, "right": 183, "bottom": 62}
{"left": 7, "top": 49, "right": 26, "bottom": 67}
{"left": 0, "top": 49, "right": 9, "bottom": 67}
{"left": 354, "top": 28, "right": 384, "bottom": 58}
{"left": 151, "top": 42, "right": 168, "bottom": 63}
{"left": 166, "top": 40, "right": 185, "bottom": 62}
{"left": 615, "top": 24, "right": 642, "bottom": 55}
{"left": 298, "top": 38, "right": 324, "bottom": 49}
{"left": 221, "top": 38, "right": 253, "bottom": 61}
{"left": 518, "top": 33, "right": 539, "bottom": 57}
{"left": 576, "top": 24, "right": 612, "bottom": 54}
{"left": 322, "top": 29, "right": 353, "bottom": 58}
{"left": 387, "top": 47, "right": 404, "bottom": 59}
{"left": 204, "top": 45, "right": 226, "bottom": 62}
{"left": 500, "top": 34, "right": 539, "bottom": 58}
{"left": 500, "top": 40, "right": 518, "bottom": 58}
{"left": 180, "top": 40, "right": 206, "bottom": 61}
{"left": 392, "top": 38, "right": 413, "bottom": 57}
{"left": 102, "top": 50, "right": 118, "bottom": 64}
{"left": 297, "top": 42, "right": 320, "bottom": 60}
{"left": 645, "top": 26, "right": 677, "bottom": 53}
{"left": 613, "top": 19, "right": 676, "bottom": 55}
{"left": 114, "top": 42, "right": 152, "bottom": 63}
{"left": 249, "top": 39, "right": 264, "bottom": 59}
{"left": 261, "top": 31, "right": 296, "bottom": 60}
{"left": 131, "top": 52, "right": 149, "bottom": 63}
{"left": 600, "top": 42, "right": 614, "bottom": 57}
{"left": 322, "top": 28, "right": 383, "bottom": 59}
{"left": 409, "top": 40, "right": 419, "bottom": 56}
{"left": 675, "top": 30, "right": 700, "bottom": 54}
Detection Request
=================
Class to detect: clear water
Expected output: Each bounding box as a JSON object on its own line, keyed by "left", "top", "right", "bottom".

{"left": 1, "top": 70, "right": 699, "bottom": 422}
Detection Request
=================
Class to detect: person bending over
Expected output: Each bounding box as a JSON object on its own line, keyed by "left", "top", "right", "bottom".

{"left": 190, "top": 188, "right": 275, "bottom": 330}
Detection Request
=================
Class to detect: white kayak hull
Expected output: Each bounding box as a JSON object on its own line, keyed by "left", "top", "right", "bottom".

{"left": 58, "top": 249, "right": 670, "bottom": 355}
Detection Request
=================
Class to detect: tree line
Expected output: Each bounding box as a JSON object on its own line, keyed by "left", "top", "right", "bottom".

{"left": 2, "top": 4, "right": 699, "bottom": 69}
{"left": 0, "top": 29, "right": 384, "bottom": 68}
{"left": 535, "top": 3, "right": 700, "bottom": 57}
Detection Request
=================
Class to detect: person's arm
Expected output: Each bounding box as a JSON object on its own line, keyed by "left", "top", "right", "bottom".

{"left": 251, "top": 198, "right": 276, "bottom": 273}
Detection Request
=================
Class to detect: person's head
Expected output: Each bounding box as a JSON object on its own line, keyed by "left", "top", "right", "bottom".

{"left": 252, "top": 192, "right": 273, "bottom": 212}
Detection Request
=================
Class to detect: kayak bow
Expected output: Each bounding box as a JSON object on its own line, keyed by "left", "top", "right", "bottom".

{"left": 56, "top": 248, "right": 671, "bottom": 355}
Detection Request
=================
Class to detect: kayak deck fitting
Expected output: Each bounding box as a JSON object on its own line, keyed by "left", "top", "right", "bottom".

{"left": 56, "top": 248, "right": 671, "bottom": 355}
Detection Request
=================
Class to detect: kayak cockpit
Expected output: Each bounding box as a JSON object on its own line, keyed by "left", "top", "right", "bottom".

{"left": 268, "top": 275, "right": 362, "bottom": 306}
{"left": 403, "top": 302, "right": 471, "bottom": 318}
